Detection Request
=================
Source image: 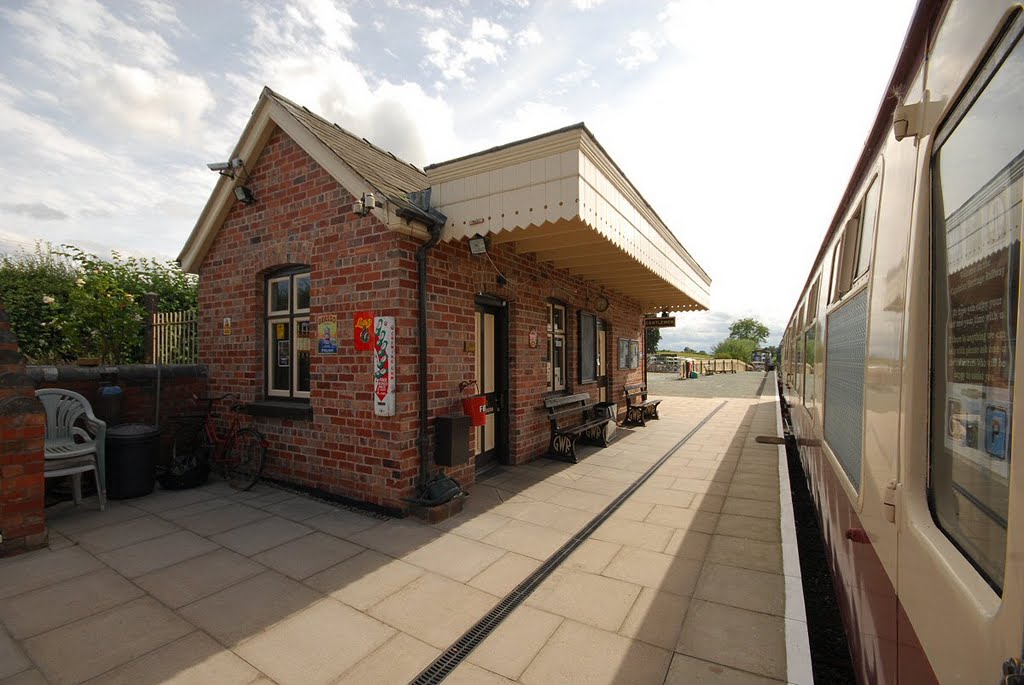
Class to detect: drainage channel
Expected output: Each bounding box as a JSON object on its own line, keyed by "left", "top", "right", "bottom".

{"left": 409, "top": 400, "right": 729, "bottom": 685}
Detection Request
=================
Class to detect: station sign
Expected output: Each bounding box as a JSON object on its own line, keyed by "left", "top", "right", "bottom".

{"left": 644, "top": 316, "right": 676, "bottom": 328}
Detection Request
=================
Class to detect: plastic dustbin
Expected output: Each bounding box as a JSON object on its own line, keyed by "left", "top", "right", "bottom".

{"left": 594, "top": 402, "right": 618, "bottom": 441}
{"left": 105, "top": 423, "right": 160, "bottom": 499}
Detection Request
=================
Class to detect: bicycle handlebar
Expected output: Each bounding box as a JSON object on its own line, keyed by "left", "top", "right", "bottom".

{"left": 192, "top": 393, "right": 235, "bottom": 403}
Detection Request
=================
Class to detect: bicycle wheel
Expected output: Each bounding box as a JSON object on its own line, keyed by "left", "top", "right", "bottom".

{"left": 224, "top": 427, "right": 266, "bottom": 490}
{"left": 159, "top": 419, "right": 211, "bottom": 490}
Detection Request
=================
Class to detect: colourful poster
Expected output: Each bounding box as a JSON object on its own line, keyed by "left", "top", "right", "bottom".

{"left": 318, "top": 317, "right": 338, "bottom": 354}
{"left": 373, "top": 316, "right": 396, "bottom": 417}
{"left": 354, "top": 311, "right": 374, "bottom": 351}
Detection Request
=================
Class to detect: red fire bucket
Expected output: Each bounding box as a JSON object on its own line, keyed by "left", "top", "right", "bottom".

{"left": 462, "top": 396, "right": 487, "bottom": 427}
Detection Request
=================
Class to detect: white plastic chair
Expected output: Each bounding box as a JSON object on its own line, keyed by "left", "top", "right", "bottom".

{"left": 35, "top": 388, "right": 106, "bottom": 511}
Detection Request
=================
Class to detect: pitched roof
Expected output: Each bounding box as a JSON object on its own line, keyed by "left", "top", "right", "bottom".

{"left": 265, "top": 89, "right": 427, "bottom": 200}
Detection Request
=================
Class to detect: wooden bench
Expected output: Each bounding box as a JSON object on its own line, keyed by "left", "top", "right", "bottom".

{"left": 623, "top": 383, "right": 662, "bottom": 427}
{"left": 544, "top": 393, "right": 611, "bottom": 463}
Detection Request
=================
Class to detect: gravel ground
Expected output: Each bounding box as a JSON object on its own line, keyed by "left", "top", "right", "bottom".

{"left": 645, "top": 370, "right": 770, "bottom": 398}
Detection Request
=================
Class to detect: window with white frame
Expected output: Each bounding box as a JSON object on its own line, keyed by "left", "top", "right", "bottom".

{"left": 546, "top": 302, "right": 566, "bottom": 392}
{"left": 267, "top": 269, "right": 311, "bottom": 399}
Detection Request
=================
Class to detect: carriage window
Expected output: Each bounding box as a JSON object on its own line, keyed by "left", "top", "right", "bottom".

{"left": 929, "top": 15, "right": 1024, "bottom": 593}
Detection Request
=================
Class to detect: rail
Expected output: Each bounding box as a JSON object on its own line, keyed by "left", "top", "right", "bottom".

{"left": 150, "top": 310, "right": 198, "bottom": 364}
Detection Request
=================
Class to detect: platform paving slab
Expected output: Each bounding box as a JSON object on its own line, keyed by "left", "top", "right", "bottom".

{"left": 0, "top": 371, "right": 808, "bottom": 685}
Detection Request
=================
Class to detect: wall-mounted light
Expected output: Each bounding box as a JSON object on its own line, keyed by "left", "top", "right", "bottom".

{"left": 234, "top": 185, "right": 256, "bottom": 205}
{"left": 353, "top": 192, "right": 383, "bottom": 216}
{"left": 468, "top": 234, "right": 489, "bottom": 256}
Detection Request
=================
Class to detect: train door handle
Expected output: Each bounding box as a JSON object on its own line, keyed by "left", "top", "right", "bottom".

{"left": 845, "top": 528, "right": 870, "bottom": 544}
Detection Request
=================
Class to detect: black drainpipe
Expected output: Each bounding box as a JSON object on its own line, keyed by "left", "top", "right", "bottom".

{"left": 414, "top": 222, "right": 442, "bottom": 488}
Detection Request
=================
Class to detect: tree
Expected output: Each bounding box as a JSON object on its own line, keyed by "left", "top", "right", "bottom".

{"left": 729, "top": 317, "right": 770, "bottom": 345}
{"left": 713, "top": 337, "right": 757, "bottom": 363}
{"left": 645, "top": 327, "right": 661, "bottom": 354}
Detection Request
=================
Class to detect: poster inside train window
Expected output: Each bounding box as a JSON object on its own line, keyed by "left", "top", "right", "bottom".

{"left": 930, "top": 30, "right": 1024, "bottom": 590}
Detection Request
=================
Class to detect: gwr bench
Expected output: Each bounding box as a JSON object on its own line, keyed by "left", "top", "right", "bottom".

{"left": 623, "top": 383, "right": 662, "bottom": 427}
{"left": 544, "top": 393, "right": 611, "bottom": 463}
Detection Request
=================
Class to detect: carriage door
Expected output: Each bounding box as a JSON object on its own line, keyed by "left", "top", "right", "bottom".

{"left": 597, "top": 320, "right": 608, "bottom": 402}
{"left": 474, "top": 299, "right": 507, "bottom": 472}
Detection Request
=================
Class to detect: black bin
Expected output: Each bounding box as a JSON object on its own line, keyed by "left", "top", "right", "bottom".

{"left": 434, "top": 415, "right": 470, "bottom": 466}
{"left": 106, "top": 423, "right": 160, "bottom": 499}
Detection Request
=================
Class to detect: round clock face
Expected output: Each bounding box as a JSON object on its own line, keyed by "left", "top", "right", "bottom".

{"left": 595, "top": 295, "right": 609, "bottom": 312}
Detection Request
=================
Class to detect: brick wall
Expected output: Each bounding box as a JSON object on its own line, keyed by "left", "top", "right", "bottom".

{"left": 198, "top": 128, "right": 646, "bottom": 513}
{"left": 0, "top": 306, "right": 47, "bottom": 556}
{"left": 27, "top": 365, "right": 207, "bottom": 469}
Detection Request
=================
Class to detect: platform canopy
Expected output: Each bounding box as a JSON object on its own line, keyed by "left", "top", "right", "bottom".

{"left": 426, "top": 124, "right": 711, "bottom": 312}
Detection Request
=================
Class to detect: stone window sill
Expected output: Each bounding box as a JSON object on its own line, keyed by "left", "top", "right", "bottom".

{"left": 247, "top": 400, "right": 313, "bottom": 420}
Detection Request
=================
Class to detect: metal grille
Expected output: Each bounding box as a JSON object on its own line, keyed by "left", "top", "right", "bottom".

{"left": 824, "top": 289, "right": 868, "bottom": 489}
{"left": 151, "top": 310, "right": 198, "bottom": 364}
{"left": 409, "top": 400, "right": 729, "bottom": 685}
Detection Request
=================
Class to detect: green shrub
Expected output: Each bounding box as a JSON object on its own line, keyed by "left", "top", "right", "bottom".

{"left": 713, "top": 337, "right": 757, "bottom": 363}
{"left": 0, "top": 243, "right": 198, "bottom": 364}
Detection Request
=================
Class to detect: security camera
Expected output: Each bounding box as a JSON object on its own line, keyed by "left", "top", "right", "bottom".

{"left": 207, "top": 161, "right": 231, "bottom": 171}
{"left": 230, "top": 157, "right": 244, "bottom": 168}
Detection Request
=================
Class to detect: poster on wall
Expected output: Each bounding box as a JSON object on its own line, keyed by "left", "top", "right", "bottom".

{"left": 277, "top": 340, "right": 290, "bottom": 367}
{"left": 373, "top": 316, "right": 396, "bottom": 417}
{"left": 318, "top": 317, "right": 338, "bottom": 354}
{"left": 354, "top": 311, "right": 374, "bottom": 351}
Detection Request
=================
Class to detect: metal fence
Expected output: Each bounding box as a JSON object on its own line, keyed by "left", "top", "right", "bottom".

{"left": 150, "top": 310, "right": 198, "bottom": 364}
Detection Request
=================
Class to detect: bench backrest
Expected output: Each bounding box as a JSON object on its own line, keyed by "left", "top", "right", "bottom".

{"left": 623, "top": 383, "right": 648, "bottom": 404}
{"left": 545, "top": 393, "right": 595, "bottom": 427}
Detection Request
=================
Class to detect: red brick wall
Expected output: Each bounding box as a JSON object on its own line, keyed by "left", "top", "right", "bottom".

{"left": 0, "top": 306, "right": 47, "bottom": 556}
{"left": 28, "top": 365, "right": 207, "bottom": 469}
{"left": 198, "top": 128, "right": 646, "bottom": 512}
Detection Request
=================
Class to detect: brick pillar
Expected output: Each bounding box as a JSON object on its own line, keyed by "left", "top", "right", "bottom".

{"left": 0, "top": 305, "right": 47, "bottom": 556}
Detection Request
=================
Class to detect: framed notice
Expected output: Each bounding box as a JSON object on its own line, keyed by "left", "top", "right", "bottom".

{"left": 618, "top": 338, "right": 640, "bottom": 369}
{"left": 373, "top": 316, "right": 396, "bottom": 417}
{"left": 354, "top": 311, "right": 374, "bottom": 351}
{"left": 277, "top": 340, "right": 290, "bottom": 367}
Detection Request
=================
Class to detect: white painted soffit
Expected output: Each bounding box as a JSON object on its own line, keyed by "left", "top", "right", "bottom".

{"left": 177, "top": 92, "right": 428, "bottom": 274}
{"left": 425, "top": 125, "right": 711, "bottom": 311}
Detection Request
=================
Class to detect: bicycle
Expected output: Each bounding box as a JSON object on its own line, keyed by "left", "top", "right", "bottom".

{"left": 160, "top": 393, "right": 268, "bottom": 491}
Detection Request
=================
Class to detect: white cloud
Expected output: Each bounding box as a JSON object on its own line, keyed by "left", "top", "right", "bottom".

{"left": 616, "top": 30, "right": 659, "bottom": 71}
{"left": 516, "top": 25, "right": 542, "bottom": 47}
{"left": 421, "top": 18, "right": 511, "bottom": 83}
{"left": 572, "top": 0, "right": 605, "bottom": 10}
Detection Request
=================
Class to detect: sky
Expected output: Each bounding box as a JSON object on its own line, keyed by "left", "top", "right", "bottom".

{"left": 0, "top": 0, "right": 918, "bottom": 352}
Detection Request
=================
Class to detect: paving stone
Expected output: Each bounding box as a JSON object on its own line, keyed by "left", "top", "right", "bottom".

{"left": 0, "top": 626, "right": 30, "bottom": 680}
{"left": 715, "top": 513, "right": 782, "bottom": 543}
{"left": 46, "top": 502, "right": 146, "bottom": 537}
{"left": 433, "top": 512, "right": 509, "bottom": 540}
{"left": 467, "top": 552, "right": 540, "bottom": 597}
{"left": 617, "top": 586, "right": 690, "bottom": 650}
{"left": 261, "top": 496, "right": 337, "bottom": 521}
{"left": 446, "top": 662, "right": 517, "bottom": 684}
{"left": 210, "top": 516, "right": 312, "bottom": 556}
{"left": 591, "top": 518, "right": 674, "bottom": 553}
{"left": 468, "top": 605, "right": 563, "bottom": 680}
{"left": 346, "top": 518, "right": 439, "bottom": 557}
{"left": 694, "top": 562, "right": 786, "bottom": 616}
{"left": 526, "top": 570, "right": 641, "bottom": 632}
{"left": 520, "top": 620, "right": 672, "bottom": 685}
{"left": 253, "top": 532, "right": 363, "bottom": 580}
{"left": 662, "top": 528, "right": 713, "bottom": 560}
{"left": 481, "top": 519, "right": 571, "bottom": 560}
{"left": 562, "top": 539, "right": 621, "bottom": 574}
{"left": 135, "top": 548, "right": 265, "bottom": 608}
{"left": 665, "top": 654, "right": 784, "bottom": 684}
{"left": 98, "top": 529, "right": 218, "bottom": 577}
{"left": 304, "top": 508, "right": 381, "bottom": 539}
{"left": 602, "top": 546, "right": 703, "bottom": 597}
{"left": 85, "top": 631, "right": 260, "bottom": 685}
{"left": 179, "top": 571, "right": 321, "bottom": 645}
{"left": 235, "top": 598, "right": 394, "bottom": 685}
{"left": 0, "top": 669, "right": 48, "bottom": 685}
{"left": 129, "top": 487, "right": 221, "bottom": 514}
{"left": 645, "top": 504, "right": 719, "bottom": 533}
{"left": 74, "top": 515, "right": 178, "bottom": 553}
{"left": 721, "top": 496, "right": 780, "bottom": 520}
{"left": 0, "top": 568, "right": 143, "bottom": 639}
{"left": 334, "top": 632, "right": 439, "bottom": 685}
{"left": 305, "top": 550, "right": 423, "bottom": 611}
{"left": 706, "top": 535, "right": 783, "bottom": 574}
{"left": 676, "top": 600, "right": 787, "bottom": 681}
{"left": 369, "top": 573, "right": 498, "bottom": 649}
{"left": 0, "top": 546, "right": 103, "bottom": 600}
{"left": 175, "top": 502, "right": 271, "bottom": 536}
{"left": 402, "top": 534, "right": 506, "bottom": 582}
{"left": 23, "top": 598, "right": 192, "bottom": 685}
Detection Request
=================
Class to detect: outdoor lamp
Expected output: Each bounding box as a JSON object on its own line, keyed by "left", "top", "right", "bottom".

{"left": 468, "top": 235, "right": 489, "bottom": 255}
{"left": 234, "top": 185, "right": 256, "bottom": 205}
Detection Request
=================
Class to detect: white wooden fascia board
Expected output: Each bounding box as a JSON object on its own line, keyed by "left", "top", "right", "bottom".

{"left": 577, "top": 135, "right": 711, "bottom": 287}
{"left": 179, "top": 101, "right": 276, "bottom": 273}
{"left": 425, "top": 129, "right": 584, "bottom": 184}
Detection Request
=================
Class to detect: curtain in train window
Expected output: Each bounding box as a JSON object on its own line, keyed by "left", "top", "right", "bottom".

{"left": 929, "top": 17, "right": 1024, "bottom": 592}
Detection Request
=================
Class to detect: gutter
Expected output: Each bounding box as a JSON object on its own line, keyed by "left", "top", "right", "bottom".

{"left": 393, "top": 190, "right": 447, "bottom": 492}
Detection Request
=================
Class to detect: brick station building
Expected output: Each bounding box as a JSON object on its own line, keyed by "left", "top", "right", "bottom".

{"left": 179, "top": 88, "right": 710, "bottom": 514}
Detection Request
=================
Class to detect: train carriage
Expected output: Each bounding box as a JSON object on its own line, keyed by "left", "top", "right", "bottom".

{"left": 780, "top": 0, "right": 1024, "bottom": 682}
